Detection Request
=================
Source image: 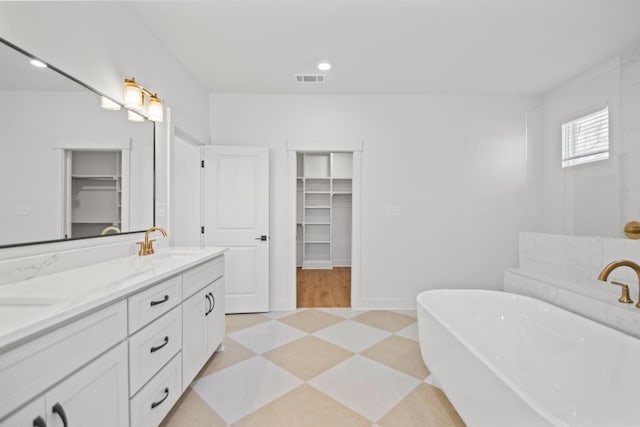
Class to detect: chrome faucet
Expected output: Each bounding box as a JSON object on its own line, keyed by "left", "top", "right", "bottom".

{"left": 137, "top": 226, "right": 167, "bottom": 256}
{"left": 597, "top": 260, "right": 640, "bottom": 306}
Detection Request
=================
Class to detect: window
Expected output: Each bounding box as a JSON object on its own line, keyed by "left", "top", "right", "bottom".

{"left": 561, "top": 106, "right": 609, "bottom": 168}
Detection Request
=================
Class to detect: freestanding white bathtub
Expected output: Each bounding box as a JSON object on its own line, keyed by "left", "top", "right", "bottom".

{"left": 417, "top": 289, "right": 640, "bottom": 427}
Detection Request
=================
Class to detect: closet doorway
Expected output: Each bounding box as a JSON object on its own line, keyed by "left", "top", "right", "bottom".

{"left": 296, "top": 152, "right": 352, "bottom": 307}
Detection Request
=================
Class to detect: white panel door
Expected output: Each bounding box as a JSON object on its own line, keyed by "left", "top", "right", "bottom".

{"left": 203, "top": 146, "right": 269, "bottom": 313}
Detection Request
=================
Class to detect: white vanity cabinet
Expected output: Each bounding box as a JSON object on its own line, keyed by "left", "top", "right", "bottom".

{"left": 3, "top": 343, "right": 128, "bottom": 427}
{"left": 181, "top": 256, "right": 225, "bottom": 389}
{"left": 0, "top": 303, "right": 129, "bottom": 427}
{"left": 0, "top": 250, "right": 226, "bottom": 427}
{"left": 43, "top": 343, "right": 129, "bottom": 427}
{"left": 182, "top": 277, "right": 225, "bottom": 388}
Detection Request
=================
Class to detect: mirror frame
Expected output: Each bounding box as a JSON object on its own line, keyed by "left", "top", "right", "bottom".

{"left": 0, "top": 37, "right": 155, "bottom": 249}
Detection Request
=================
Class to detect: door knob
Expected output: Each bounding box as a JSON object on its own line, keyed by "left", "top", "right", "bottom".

{"left": 255, "top": 235, "right": 268, "bottom": 241}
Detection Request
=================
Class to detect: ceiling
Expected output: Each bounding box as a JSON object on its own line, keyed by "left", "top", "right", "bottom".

{"left": 128, "top": 0, "right": 640, "bottom": 95}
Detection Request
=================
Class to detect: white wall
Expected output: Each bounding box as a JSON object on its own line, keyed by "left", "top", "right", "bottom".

{"left": 0, "top": 2, "right": 208, "bottom": 259}
{"left": 209, "top": 94, "right": 534, "bottom": 309}
{"left": 529, "top": 55, "right": 640, "bottom": 237}
{"left": 0, "top": 3, "right": 208, "bottom": 143}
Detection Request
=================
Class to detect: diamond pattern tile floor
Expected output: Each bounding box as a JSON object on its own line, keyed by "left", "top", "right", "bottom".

{"left": 165, "top": 309, "right": 465, "bottom": 426}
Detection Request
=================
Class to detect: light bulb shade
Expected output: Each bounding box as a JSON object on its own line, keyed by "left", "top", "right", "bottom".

{"left": 30, "top": 59, "right": 47, "bottom": 68}
{"left": 101, "top": 96, "right": 121, "bottom": 111}
{"left": 124, "top": 78, "right": 143, "bottom": 109}
{"left": 147, "top": 94, "right": 164, "bottom": 122}
{"left": 127, "top": 110, "right": 144, "bottom": 122}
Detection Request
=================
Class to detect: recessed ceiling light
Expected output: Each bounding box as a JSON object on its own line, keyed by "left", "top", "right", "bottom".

{"left": 29, "top": 59, "right": 47, "bottom": 68}
{"left": 317, "top": 62, "right": 332, "bottom": 71}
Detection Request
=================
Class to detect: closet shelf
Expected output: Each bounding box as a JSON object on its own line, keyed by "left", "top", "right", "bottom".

{"left": 72, "top": 174, "right": 120, "bottom": 180}
{"left": 305, "top": 241, "right": 331, "bottom": 244}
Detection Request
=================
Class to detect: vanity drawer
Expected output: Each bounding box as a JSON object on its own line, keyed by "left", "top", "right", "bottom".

{"left": 129, "top": 306, "right": 182, "bottom": 395}
{"left": 0, "top": 301, "right": 127, "bottom": 418}
{"left": 130, "top": 352, "right": 182, "bottom": 427}
{"left": 182, "top": 256, "right": 224, "bottom": 299}
{"left": 128, "top": 275, "right": 182, "bottom": 334}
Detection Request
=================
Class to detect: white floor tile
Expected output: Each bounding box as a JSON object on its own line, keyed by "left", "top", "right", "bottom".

{"left": 192, "top": 356, "right": 303, "bottom": 423}
{"left": 229, "top": 320, "right": 307, "bottom": 354}
{"left": 316, "top": 307, "right": 367, "bottom": 319}
{"left": 308, "top": 355, "right": 419, "bottom": 422}
{"left": 313, "top": 320, "right": 391, "bottom": 352}
{"left": 395, "top": 322, "right": 418, "bottom": 341}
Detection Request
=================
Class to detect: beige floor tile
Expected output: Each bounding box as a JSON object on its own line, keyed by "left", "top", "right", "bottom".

{"left": 225, "top": 313, "right": 271, "bottom": 333}
{"left": 196, "top": 337, "right": 256, "bottom": 379}
{"left": 233, "top": 384, "right": 371, "bottom": 427}
{"left": 263, "top": 335, "right": 354, "bottom": 380}
{"left": 352, "top": 310, "right": 416, "bottom": 333}
{"left": 378, "top": 383, "right": 466, "bottom": 427}
{"left": 160, "top": 387, "right": 226, "bottom": 427}
{"left": 361, "top": 335, "right": 429, "bottom": 379}
{"left": 277, "top": 309, "right": 344, "bottom": 333}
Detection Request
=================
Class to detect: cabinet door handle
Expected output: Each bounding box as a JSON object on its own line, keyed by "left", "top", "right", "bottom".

{"left": 205, "top": 293, "right": 212, "bottom": 316}
{"left": 150, "top": 295, "right": 169, "bottom": 307}
{"left": 209, "top": 292, "right": 215, "bottom": 310}
{"left": 33, "top": 416, "right": 47, "bottom": 427}
{"left": 52, "top": 403, "right": 68, "bottom": 427}
{"left": 150, "top": 336, "right": 169, "bottom": 353}
{"left": 151, "top": 388, "right": 170, "bottom": 409}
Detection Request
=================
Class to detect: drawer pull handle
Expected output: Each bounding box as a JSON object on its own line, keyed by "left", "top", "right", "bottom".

{"left": 150, "top": 295, "right": 169, "bottom": 307}
{"left": 205, "top": 293, "right": 212, "bottom": 316}
{"left": 151, "top": 388, "right": 170, "bottom": 409}
{"left": 150, "top": 336, "right": 169, "bottom": 353}
{"left": 209, "top": 292, "right": 216, "bottom": 310}
{"left": 52, "top": 403, "right": 68, "bottom": 427}
{"left": 33, "top": 416, "right": 47, "bottom": 427}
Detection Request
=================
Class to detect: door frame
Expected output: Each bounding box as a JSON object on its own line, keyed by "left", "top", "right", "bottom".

{"left": 286, "top": 140, "right": 363, "bottom": 309}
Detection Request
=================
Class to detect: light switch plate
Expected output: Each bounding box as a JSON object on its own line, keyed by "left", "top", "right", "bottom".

{"left": 15, "top": 203, "right": 30, "bottom": 216}
{"left": 386, "top": 206, "right": 401, "bottom": 216}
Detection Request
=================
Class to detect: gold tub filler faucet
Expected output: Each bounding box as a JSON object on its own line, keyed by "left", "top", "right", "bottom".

{"left": 137, "top": 226, "right": 167, "bottom": 256}
{"left": 597, "top": 260, "right": 640, "bottom": 306}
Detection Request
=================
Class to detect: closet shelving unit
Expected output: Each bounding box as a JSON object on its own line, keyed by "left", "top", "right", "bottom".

{"left": 297, "top": 152, "right": 353, "bottom": 269}
{"left": 68, "top": 150, "right": 123, "bottom": 238}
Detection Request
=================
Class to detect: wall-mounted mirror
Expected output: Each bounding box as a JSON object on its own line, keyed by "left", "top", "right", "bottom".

{"left": 0, "top": 38, "right": 155, "bottom": 248}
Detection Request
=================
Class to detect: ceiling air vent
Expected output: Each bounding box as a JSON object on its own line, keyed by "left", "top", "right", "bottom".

{"left": 295, "top": 74, "right": 326, "bottom": 83}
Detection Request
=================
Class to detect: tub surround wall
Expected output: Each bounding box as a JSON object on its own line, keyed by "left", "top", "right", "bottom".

{"left": 527, "top": 52, "right": 640, "bottom": 237}
{"left": 504, "top": 232, "right": 640, "bottom": 338}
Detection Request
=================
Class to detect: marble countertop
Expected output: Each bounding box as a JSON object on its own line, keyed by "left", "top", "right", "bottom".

{"left": 0, "top": 247, "right": 228, "bottom": 352}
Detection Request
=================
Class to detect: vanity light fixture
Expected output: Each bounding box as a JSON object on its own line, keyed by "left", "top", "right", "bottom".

{"left": 317, "top": 61, "right": 332, "bottom": 71}
{"left": 29, "top": 59, "right": 47, "bottom": 68}
{"left": 100, "top": 96, "right": 121, "bottom": 111}
{"left": 123, "top": 77, "right": 164, "bottom": 122}
{"left": 127, "top": 110, "right": 145, "bottom": 122}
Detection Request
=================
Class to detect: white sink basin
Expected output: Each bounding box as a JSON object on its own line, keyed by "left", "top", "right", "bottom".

{"left": 0, "top": 297, "right": 67, "bottom": 336}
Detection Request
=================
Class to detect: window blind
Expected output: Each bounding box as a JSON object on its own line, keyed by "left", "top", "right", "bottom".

{"left": 561, "top": 106, "right": 609, "bottom": 168}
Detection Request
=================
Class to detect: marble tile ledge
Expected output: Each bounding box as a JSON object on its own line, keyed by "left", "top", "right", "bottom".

{"left": 504, "top": 268, "right": 640, "bottom": 339}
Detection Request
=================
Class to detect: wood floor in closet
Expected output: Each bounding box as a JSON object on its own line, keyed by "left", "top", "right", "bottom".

{"left": 296, "top": 267, "right": 351, "bottom": 308}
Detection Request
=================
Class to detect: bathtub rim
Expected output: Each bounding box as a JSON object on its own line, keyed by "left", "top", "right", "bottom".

{"left": 416, "top": 288, "right": 637, "bottom": 427}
